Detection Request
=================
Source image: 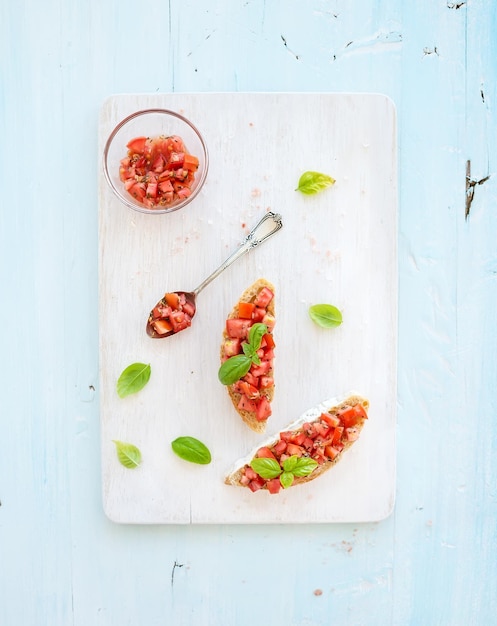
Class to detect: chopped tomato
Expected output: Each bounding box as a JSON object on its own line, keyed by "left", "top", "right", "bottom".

{"left": 152, "top": 319, "right": 173, "bottom": 335}
{"left": 226, "top": 318, "right": 252, "bottom": 339}
{"left": 286, "top": 443, "right": 304, "bottom": 457}
{"left": 242, "top": 371, "right": 259, "bottom": 388}
{"left": 259, "top": 376, "right": 274, "bottom": 389}
{"left": 126, "top": 136, "right": 147, "bottom": 154}
{"left": 238, "top": 301, "right": 255, "bottom": 319}
{"left": 266, "top": 478, "right": 282, "bottom": 494}
{"left": 253, "top": 286, "right": 274, "bottom": 308}
{"left": 255, "top": 396, "right": 272, "bottom": 421}
{"left": 324, "top": 445, "right": 340, "bottom": 460}
{"left": 120, "top": 134, "right": 199, "bottom": 209}
{"left": 337, "top": 404, "right": 368, "bottom": 428}
{"left": 252, "top": 307, "right": 267, "bottom": 322}
{"left": 331, "top": 426, "right": 344, "bottom": 446}
{"left": 183, "top": 153, "right": 199, "bottom": 170}
{"left": 320, "top": 412, "right": 341, "bottom": 428}
{"left": 223, "top": 338, "right": 241, "bottom": 357}
{"left": 237, "top": 381, "right": 259, "bottom": 399}
{"left": 273, "top": 440, "right": 287, "bottom": 455}
{"left": 250, "top": 360, "right": 272, "bottom": 377}
{"left": 262, "top": 313, "right": 275, "bottom": 332}
{"left": 169, "top": 310, "right": 190, "bottom": 332}
{"left": 256, "top": 447, "right": 276, "bottom": 460}
{"left": 164, "top": 292, "right": 181, "bottom": 309}
{"left": 289, "top": 432, "right": 306, "bottom": 446}
{"left": 262, "top": 333, "right": 275, "bottom": 349}
{"left": 238, "top": 395, "right": 258, "bottom": 413}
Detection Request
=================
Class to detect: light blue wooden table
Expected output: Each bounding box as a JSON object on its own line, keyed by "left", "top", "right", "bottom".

{"left": 2, "top": 1, "right": 496, "bottom": 624}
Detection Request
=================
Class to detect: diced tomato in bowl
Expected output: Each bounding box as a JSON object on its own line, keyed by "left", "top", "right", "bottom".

{"left": 103, "top": 109, "right": 208, "bottom": 215}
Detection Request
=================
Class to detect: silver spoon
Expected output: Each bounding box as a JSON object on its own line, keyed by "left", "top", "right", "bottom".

{"left": 146, "top": 211, "right": 283, "bottom": 338}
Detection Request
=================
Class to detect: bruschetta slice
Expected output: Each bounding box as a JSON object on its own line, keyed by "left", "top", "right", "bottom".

{"left": 219, "top": 278, "right": 275, "bottom": 433}
{"left": 225, "top": 393, "right": 369, "bottom": 494}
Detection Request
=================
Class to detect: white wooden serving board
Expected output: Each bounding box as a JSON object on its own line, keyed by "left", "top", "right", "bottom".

{"left": 98, "top": 93, "right": 397, "bottom": 524}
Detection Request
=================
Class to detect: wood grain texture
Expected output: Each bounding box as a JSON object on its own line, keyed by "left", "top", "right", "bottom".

{"left": 0, "top": 0, "right": 496, "bottom": 624}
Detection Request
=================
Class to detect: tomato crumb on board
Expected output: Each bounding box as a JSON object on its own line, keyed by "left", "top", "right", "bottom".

{"left": 241, "top": 403, "right": 368, "bottom": 494}
{"left": 119, "top": 135, "right": 199, "bottom": 209}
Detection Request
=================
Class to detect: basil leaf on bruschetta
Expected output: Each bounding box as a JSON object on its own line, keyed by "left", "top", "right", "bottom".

{"left": 218, "top": 354, "right": 253, "bottom": 386}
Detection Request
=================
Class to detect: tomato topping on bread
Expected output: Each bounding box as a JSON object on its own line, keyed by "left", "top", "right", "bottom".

{"left": 220, "top": 279, "right": 275, "bottom": 433}
{"left": 225, "top": 393, "right": 369, "bottom": 493}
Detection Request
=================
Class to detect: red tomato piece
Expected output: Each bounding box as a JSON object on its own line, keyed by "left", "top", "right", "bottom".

{"left": 258, "top": 376, "right": 274, "bottom": 389}
{"left": 337, "top": 404, "right": 367, "bottom": 428}
{"left": 226, "top": 318, "right": 252, "bottom": 339}
{"left": 251, "top": 307, "right": 266, "bottom": 322}
{"left": 262, "top": 313, "right": 275, "bottom": 332}
{"left": 254, "top": 286, "right": 274, "bottom": 308}
{"left": 152, "top": 319, "right": 173, "bottom": 335}
{"left": 256, "top": 447, "right": 276, "bottom": 460}
{"left": 183, "top": 153, "right": 199, "bottom": 171}
{"left": 286, "top": 443, "right": 304, "bottom": 457}
{"left": 266, "top": 478, "right": 282, "bottom": 494}
{"left": 242, "top": 371, "right": 259, "bottom": 388}
{"left": 331, "top": 426, "right": 344, "bottom": 446}
{"left": 320, "top": 412, "right": 341, "bottom": 428}
{"left": 250, "top": 360, "right": 272, "bottom": 377}
{"left": 324, "top": 445, "right": 340, "bottom": 460}
{"left": 238, "top": 381, "right": 259, "bottom": 399}
{"left": 255, "top": 396, "right": 272, "bottom": 421}
{"left": 164, "top": 292, "right": 181, "bottom": 309}
{"left": 169, "top": 310, "right": 190, "bottom": 332}
{"left": 262, "top": 333, "right": 275, "bottom": 349}
{"left": 273, "top": 440, "right": 287, "bottom": 456}
{"left": 223, "top": 338, "right": 241, "bottom": 357}
{"left": 238, "top": 395, "right": 258, "bottom": 413}
{"left": 289, "top": 432, "right": 306, "bottom": 446}
{"left": 238, "top": 301, "right": 255, "bottom": 319}
{"left": 244, "top": 467, "right": 259, "bottom": 481}
{"left": 126, "top": 136, "right": 147, "bottom": 154}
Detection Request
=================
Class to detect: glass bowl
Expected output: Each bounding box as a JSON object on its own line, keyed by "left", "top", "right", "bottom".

{"left": 103, "top": 108, "right": 209, "bottom": 215}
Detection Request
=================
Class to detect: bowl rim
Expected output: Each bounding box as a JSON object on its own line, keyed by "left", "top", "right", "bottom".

{"left": 102, "top": 108, "right": 209, "bottom": 215}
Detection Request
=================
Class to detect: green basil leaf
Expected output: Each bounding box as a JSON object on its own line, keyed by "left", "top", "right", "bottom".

{"left": 117, "top": 362, "right": 151, "bottom": 398}
{"left": 113, "top": 440, "right": 142, "bottom": 469}
{"left": 309, "top": 304, "right": 343, "bottom": 328}
{"left": 250, "top": 457, "right": 282, "bottom": 480}
{"left": 242, "top": 342, "right": 256, "bottom": 359}
{"left": 171, "top": 436, "right": 212, "bottom": 465}
{"left": 280, "top": 471, "right": 295, "bottom": 489}
{"left": 291, "top": 457, "right": 319, "bottom": 477}
{"left": 248, "top": 323, "right": 268, "bottom": 351}
{"left": 251, "top": 352, "right": 261, "bottom": 366}
{"left": 296, "top": 171, "right": 335, "bottom": 195}
{"left": 218, "top": 354, "right": 252, "bottom": 385}
{"left": 282, "top": 455, "right": 299, "bottom": 473}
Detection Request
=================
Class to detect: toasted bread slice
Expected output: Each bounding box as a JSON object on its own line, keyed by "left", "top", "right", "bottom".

{"left": 221, "top": 278, "right": 275, "bottom": 433}
{"left": 225, "top": 392, "right": 369, "bottom": 492}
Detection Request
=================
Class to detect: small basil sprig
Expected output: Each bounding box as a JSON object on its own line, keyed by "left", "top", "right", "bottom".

{"left": 309, "top": 304, "right": 343, "bottom": 328}
{"left": 218, "top": 323, "right": 268, "bottom": 386}
{"left": 171, "top": 436, "right": 212, "bottom": 465}
{"left": 296, "top": 171, "right": 335, "bottom": 195}
{"left": 113, "top": 440, "right": 142, "bottom": 469}
{"left": 117, "top": 362, "right": 151, "bottom": 398}
{"left": 250, "top": 455, "right": 318, "bottom": 489}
